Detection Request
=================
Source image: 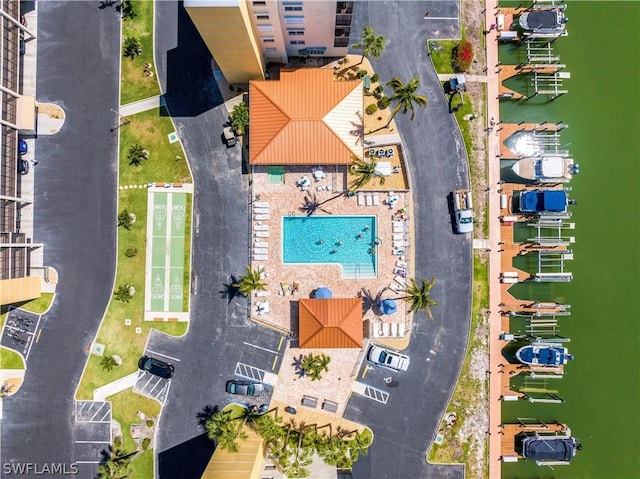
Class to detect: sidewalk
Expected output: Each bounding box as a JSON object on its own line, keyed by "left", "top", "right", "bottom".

{"left": 119, "top": 95, "right": 166, "bottom": 116}
{"left": 484, "top": 2, "right": 505, "bottom": 479}
{"left": 93, "top": 372, "right": 139, "bottom": 401}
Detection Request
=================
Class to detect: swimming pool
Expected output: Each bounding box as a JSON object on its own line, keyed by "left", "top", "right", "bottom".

{"left": 282, "top": 216, "right": 377, "bottom": 278}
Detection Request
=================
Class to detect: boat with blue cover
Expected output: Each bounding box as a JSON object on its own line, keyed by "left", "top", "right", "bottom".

{"left": 516, "top": 342, "right": 574, "bottom": 367}
{"left": 518, "top": 189, "right": 574, "bottom": 214}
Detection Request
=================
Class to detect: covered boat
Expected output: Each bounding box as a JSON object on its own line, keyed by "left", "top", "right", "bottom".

{"left": 521, "top": 433, "right": 582, "bottom": 465}
{"left": 511, "top": 156, "right": 578, "bottom": 183}
{"left": 516, "top": 343, "right": 573, "bottom": 367}
{"left": 518, "top": 189, "right": 568, "bottom": 213}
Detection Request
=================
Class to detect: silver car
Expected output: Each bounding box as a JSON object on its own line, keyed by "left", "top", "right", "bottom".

{"left": 368, "top": 346, "right": 410, "bottom": 371}
{"left": 225, "top": 380, "right": 264, "bottom": 396}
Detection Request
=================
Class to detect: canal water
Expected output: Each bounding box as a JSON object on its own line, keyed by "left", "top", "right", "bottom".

{"left": 498, "top": 2, "right": 640, "bottom": 478}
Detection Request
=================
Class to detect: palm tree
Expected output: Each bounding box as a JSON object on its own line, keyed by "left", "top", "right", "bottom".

{"left": 283, "top": 448, "right": 312, "bottom": 478}
{"left": 252, "top": 413, "right": 284, "bottom": 446}
{"left": 113, "top": 284, "right": 134, "bottom": 303}
{"left": 349, "top": 157, "right": 385, "bottom": 192}
{"left": 232, "top": 266, "right": 267, "bottom": 298}
{"left": 299, "top": 192, "right": 344, "bottom": 216}
{"left": 300, "top": 353, "right": 330, "bottom": 381}
{"left": 400, "top": 277, "right": 438, "bottom": 320}
{"left": 347, "top": 430, "right": 371, "bottom": 462}
{"left": 359, "top": 287, "right": 388, "bottom": 315}
{"left": 97, "top": 444, "right": 137, "bottom": 479}
{"left": 127, "top": 143, "right": 148, "bottom": 166}
{"left": 123, "top": 37, "right": 142, "bottom": 59}
{"left": 100, "top": 355, "right": 118, "bottom": 372}
{"left": 318, "top": 435, "right": 351, "bottom": 468}
{"left": 0, "top": 381, "right": 13, "bottom": 398}
{"left": 230, "top": 102, "right": 249, "bottom": 135}
{"left": 117, "top": 210, "right": 133, "bottom": 230}
{"left": 385, "top": 76, "right": 428, "bottom": 128}
{"left": 204, "top": 410, "right": 247, "bottom": 452}
{"left": 351, "top": 26, "right": 386, "bottom": 65}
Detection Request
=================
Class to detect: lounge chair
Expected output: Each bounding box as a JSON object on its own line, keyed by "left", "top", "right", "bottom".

{"left": 254, "top": 225, "right": 269, "bottom": 231}
{"left": 366, "top": 193, "right": 373, "bottom": 206}
{"left": 370, "top": 322, "right": 380, "bottom": 337}
{"left": 394, "top": 267, "right": 407, "bottom": 277}
{"left": 254, "top": 241, "right": 268, "bottom": 248}
{"left": 390, "top": 323, "right": 399, "bottom": 336}
{"left": 255, "top": 291, "right": 270, "bottom": 297}
{"left": 254, "top": 206, "right": 269, "bottom": 213}
{"left": 393, "top": 240, "right": 409, "bottom": 248}
{"left": 253, "top": 254, "right": 268, "bottom": 261}
{"left": 253, "top": 247, "right": 268, "bottom": 255}
{"left": 316, "top": 185, "right": 325, "bottom": 191}
{"left": 394, "top": 275, "right": 407, "bottom": 287}
{"left": 254, "top": 201, "right": 269, "bottom": 208}
{"left": 326, "top": 184, "right": 332, "bottom": 191}
{"left": 381, "top": 322, "right": 390, "bottom": 336}
{"left": 357, "top": 192, "right": 365, "bottom": 206}
{"left": 255, "top": 231, "right": 270, "bottom": 238}
{"left": 254, "top": 214, "right": 270, "bottom": 221}
{"left": 396, "top": 260, "right": 408, "bottom": 269}
{"left": 389, "top": 283, "right": 405, "bottom": 294}
{"left": 398, "top": 323, "right": 405, "bottom": 337}
{"left": 392, "top": 233, "right": 407, "bottom": 241}
{"left": 392, "top": 248, "right": 405, "bottom": 256}
{"left": 373, "top": 193, "right": 380, "bottom": 206}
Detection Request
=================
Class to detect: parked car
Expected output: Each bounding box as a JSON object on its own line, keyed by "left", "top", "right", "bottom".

{"left": 222, "top": 126, "right": 236, "bottom": 147}
{"left": 17, "top": 159, "right": 29, "bottom": 175}
{"left": 138, "top": 355, "right": 174, "bottom": 379}
{"left": 368, "top": 346, "right": 410, "bottom": 371}
{"left": 18, "top": 139, "right": 28, "bottom": 155}
{"left": 225, "top": 380, "right": 264, "bottom": 396}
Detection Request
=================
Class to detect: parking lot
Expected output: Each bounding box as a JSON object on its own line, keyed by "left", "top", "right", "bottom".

{"left": 0, "top": 308, "right": 41, "bottom": 361}
{"left": 72, "top": 401, "right": 113, "bottom": 477}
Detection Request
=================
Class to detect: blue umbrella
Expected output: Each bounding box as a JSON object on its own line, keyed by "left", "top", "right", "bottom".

{"left": 380, "top": 299, "right": 397, "bottom": 315}
{"left": 315, "top": 287, "right": 333, "bottom": 299}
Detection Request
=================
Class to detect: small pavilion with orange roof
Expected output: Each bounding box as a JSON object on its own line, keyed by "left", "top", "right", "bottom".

{"left": 298, "top": 297, "right": 363, "bottom": 349}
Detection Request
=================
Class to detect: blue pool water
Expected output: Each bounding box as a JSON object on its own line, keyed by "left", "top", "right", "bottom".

{"left": 282, "top": 216, "right": 377, "bottom": 278}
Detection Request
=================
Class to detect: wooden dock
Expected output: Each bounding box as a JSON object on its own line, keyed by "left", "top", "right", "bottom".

{"left": 500, "top": 422, "right": 569, "bottom": 459}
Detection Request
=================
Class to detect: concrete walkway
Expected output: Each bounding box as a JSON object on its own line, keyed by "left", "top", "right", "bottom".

{"left": 119, "top": 94, "right": 166, "bottom": 116}
{"left": 484, "top": 2, "right": 505, "bottom": 479}
{"left": 93, "top": 372, "right": 139, "bottom": 401}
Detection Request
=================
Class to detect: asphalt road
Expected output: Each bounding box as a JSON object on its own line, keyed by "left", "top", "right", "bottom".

{"left": 152, "top": 4, "right": 286, "bottom": 477}
{"left": 344, "top": 2, "right": 471, "bottom": 478}
{"left": 0, "top": 2, "right": 120, "bottom": 478}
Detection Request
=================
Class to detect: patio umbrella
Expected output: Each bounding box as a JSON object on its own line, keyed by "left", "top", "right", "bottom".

{"left": 380, "top": 299, "right": 397, "bottom": 315}
{"left": 315, "top": 287, "right": 333, "bottom": 299}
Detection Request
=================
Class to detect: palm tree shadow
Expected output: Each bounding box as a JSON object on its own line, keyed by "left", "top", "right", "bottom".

{"left": 196, "top": 404, "right": 220, "bottom": 429}
{"left": 359, "top": 287, "right": 387, "bottom": 316}
{"left": 291, "top": 354, "right": 305, "bottom": 378}
{"left": 220, "top": 275, "right": 241, "bottom": 304}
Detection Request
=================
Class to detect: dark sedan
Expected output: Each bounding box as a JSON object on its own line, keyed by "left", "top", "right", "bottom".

{"left": 138, "top": 355, "right": 174, "bottom": 379}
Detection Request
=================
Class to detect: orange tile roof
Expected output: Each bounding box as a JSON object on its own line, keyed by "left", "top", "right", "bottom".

{"left": 249, "top": 69, "right": 362, "bottom": 165}
{"left": 298, "top": 297, "right": 363, "bottom": 349}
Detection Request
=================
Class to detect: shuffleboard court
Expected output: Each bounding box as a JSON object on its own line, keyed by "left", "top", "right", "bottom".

{"left": 145, "top": 190, "right": 189, "bottom": 319}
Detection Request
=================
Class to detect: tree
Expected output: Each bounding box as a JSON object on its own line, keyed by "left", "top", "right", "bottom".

{"left": 385, "top": 76, "right": 428, "bottom": 128}
{"left": 0, "top": 381, "right": 13, "bottom": 398}
{"left": 229, "top": 102, "right": 249, "bottom": 135}
{"left": 401, "top": 277, "right": 438, "bottom": 320}
{"left": 300, "top": 353, "right": 330, "bottom": 381}
{"left": 318, "top": 434, "right": 351, "bottom": 469}
{"left": 118, "top": 210, "right": 133, "bottom": 230}
{"left": 233, "top": 266, "right": 267, "bottom": 298}
{"left": 351, "top": 26, "right": 386, "bottom": 65}
{"left": 252, "top": 413, "right": 284, "bottom": 447}
{"left": 120, "top": 0, "right": 136, "bottom": 20}
{"left": 299, "top": 192, "right": 344, "bottom": 216}
{"left": 101, "top": 355, "right": 118, "bottom": 372}
{"left": 347, "top": 430, "right": 371, "bottom": 462}
{"left": 204, "top": 410, "right": 247, "bottom": 453}
{"left": 127, "top": 143, "right": 148, "bottom": 166}
{"left": 123, "top": 37, "right": 142, "bottom": 59}
{"left": 113, "top": 284, "right": 134, "bottom": 303}
{"left": 97, "top": 444, "right": 137, "bottom": 479}
{"left": 349, "top": 157, "right": 385, "bottom": 192}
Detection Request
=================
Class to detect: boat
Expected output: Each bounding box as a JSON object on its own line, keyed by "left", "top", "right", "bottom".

{"left": 511, "top": 156, "right": 579, "bottom": 183}
{"left": 516, "top": 342, "right": 574, "bottom": 367}
{"left": 520, "top": 431, "right": 582, "bottom": 465}
{"left": 518, "top": 189, "right": 575, "bottom": 214}
{"left": 518, "top": 7, "right": 568, "bottom": 35}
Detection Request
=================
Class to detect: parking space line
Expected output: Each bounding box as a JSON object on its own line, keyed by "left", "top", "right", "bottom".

{"left": 145, "top": 349, "right": 181, "bottom": 362}
{"left": 35, "top": 329, "right": 42, "bottom": 343}
{"left": 271, "top": 356, "right": 278, "bottom": 371}
{"left": 98, "top": 409, "right": 111, "bottom": 422}
{"left": 243, "top": 341, "right": 279, "bottom": 355}
{"left": 277, "top": 336, "right": 284, "bottom": 351}
{"left": 89, "top": 405, "right": 107, "bottom": 422}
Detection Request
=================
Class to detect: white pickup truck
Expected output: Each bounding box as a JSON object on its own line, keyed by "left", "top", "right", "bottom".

{"left": 453, "top": 189, "right": 473, "bottom": 234}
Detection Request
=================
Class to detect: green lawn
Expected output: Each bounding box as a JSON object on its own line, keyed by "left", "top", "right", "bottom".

{"left": 428, "top": 254, "right": 488, "bottom": 477}
{"left": 121, "top": 0, "right": 161, "bottom": 105}
{"left": 428, "top": 40, "right": 457, "bottom": 74}
{"left": 107, "top": 388, "right": 159, "bottom": 478}
{"left": 76, "top": 107, "right": 192, "bottom": 400}
{"left": 0, "top": 347, "right": 25, "bottom": 369}
{"left": 13, "top": 293, "right": 55, "bottom": 314}
{"left": 452, "top": 91, "right": 475, "bottom": 162}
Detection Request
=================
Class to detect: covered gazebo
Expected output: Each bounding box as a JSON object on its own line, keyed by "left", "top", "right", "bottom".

{"left": 298, "top": 298, "right": 363, "bottom": 349}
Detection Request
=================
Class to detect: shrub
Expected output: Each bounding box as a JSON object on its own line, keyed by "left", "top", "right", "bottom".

{"left": 356, "top": 69, "right": 368, "bottom": 79}
{"left": 377, "top": 96, "right": 391, "bottom": 109}
{"left": 142, "top": 437, "right": 151, "bottom": 450}
{"left": 146, "top": 419, "right": 154, "bottom": 427}
{"left": 123, "top": 37, "right": 142, "bottom": 59}
{"left": 452, "top": 39, "right": 473, "bottom": 72}
{"left": 118, "top": 210, "right": 133, "bottom": 230}
{"left": 120, "top": 0, "right": 136, "bottom": 20}
{"left": 371, "top": 73, "right": 380, "bottom": 83}
{"left": 125, "top": 247, "right": 137, "bottom": 257}
{"left": 365, "top": 104, "right": 378, "bottom": 115}
{"left": 230, "top": 103, "right": 249, "bottom": 135}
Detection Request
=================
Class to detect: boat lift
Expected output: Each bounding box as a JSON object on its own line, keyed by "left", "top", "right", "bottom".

{"left": 531, "top": 249, "right": 573, "bottom": 282}
{"left": 520, "top": 0, "right": 569, "bottom": 42}
{"left": 510, "top": 311, "right": 571, "bottom": 337}
{"left": 526, "top": 218, "right": 576, "bottom": 246}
